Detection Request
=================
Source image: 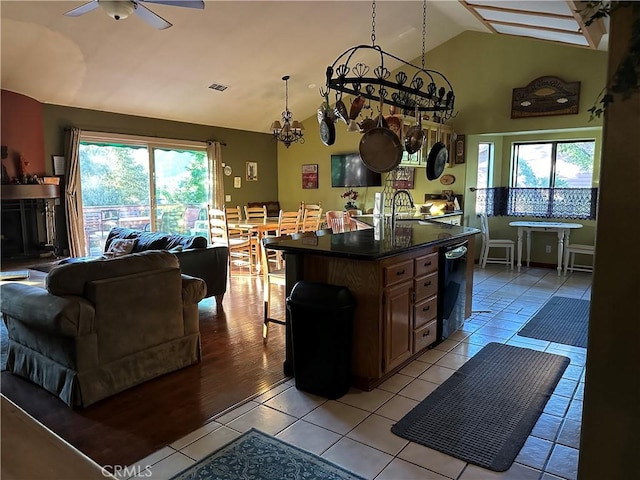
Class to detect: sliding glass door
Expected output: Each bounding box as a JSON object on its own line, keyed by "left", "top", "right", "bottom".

{"left": 78, "top": 134, "right": 210, "bottom": 256}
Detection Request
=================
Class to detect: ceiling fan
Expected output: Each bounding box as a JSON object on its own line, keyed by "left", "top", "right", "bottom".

{"left": 64, "top": 0, "right": 204, "bottom": 30}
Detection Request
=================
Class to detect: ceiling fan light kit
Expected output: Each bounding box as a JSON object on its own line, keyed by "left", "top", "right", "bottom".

{"left": 64, "top": 0, "right": 204, "bottom": 29}
{"left": 101, "top": 1, "right": 134, "bottom": 20}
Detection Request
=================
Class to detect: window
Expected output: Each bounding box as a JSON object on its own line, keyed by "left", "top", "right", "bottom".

{"left": 504, "top": 140, "right": 597, "bottom": 219}
{"left": 511, "top": 140, "right": 595, "bottom": 188}
{"left": 477, "top": 142, "right": 494, "bottom": 189}
{"left": 476, "top": 139, "right": 598, "bottom": 220}
{"left": 78, "top": 133, "right": 211, "bottom": 255}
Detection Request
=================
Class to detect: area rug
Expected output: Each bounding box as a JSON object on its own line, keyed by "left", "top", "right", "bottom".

{"left": 517, "top": 296, "right": 590, "bottom": 348}
{"left": 391, "top": 343, "right": 570, "bottom": 472}
{"left": 170, "top": 428, "right": 364, "bottom": 480}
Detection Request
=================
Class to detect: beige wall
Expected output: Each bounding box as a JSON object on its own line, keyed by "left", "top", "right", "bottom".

{"left": 277, "top": 30, "right": 607, "bottom": 264}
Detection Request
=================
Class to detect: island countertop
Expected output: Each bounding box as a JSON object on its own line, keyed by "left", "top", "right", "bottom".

{"left": 268, "top": 220, "right": 479, "bottom": 260}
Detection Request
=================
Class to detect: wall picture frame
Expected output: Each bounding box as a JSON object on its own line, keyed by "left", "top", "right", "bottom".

{"left": 302, "top": 164, "right": 318, "bottom": 189}
{"left": 246, "top": 161, "right": 258, "bottom": 181}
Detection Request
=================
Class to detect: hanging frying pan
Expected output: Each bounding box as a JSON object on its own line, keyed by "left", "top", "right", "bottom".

{"left": 320, "top": 111, "right": 336, "bottom": 146}
{"left": 426, "top": 141, "right": 448, "bottom": 180}
{"left": 427, "top": 121, "right": 449, "bottom": 180}
{"left": 404, "top": 105, "right": 424, "bottom": 154}
{"left": 359, "top": 98, "right": 402, "bottom": 173}
{"left": 319, "top": 92, "right": 336, "bottom": 146}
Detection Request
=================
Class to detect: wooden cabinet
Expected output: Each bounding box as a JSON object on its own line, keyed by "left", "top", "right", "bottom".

{"left": 381, "top": 251, "right": 439, "bottom": 374}
{"left": 298, "top": 237, "right": 475, "bottom": 391}
{"left": 400, "top": 120, "right": 454, "bottom": 168}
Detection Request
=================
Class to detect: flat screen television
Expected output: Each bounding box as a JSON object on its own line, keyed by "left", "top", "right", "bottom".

{"left": 331, "top": 153, "right": 382, "bottom": 188}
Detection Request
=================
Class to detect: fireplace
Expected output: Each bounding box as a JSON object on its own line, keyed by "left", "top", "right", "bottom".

{"left": 1, "top": 184, "right": 59, "bottom": 259}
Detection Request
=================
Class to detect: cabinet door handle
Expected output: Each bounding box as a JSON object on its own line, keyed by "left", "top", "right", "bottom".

{"left": 422, "top": 305, "right": 430, "bottom": 311}
{"left": 396, "top": 270, "right": 405, "bottom": 275}
{"left": 423, "top": 329, "right": 431, "bottom": 338}
{"left": 424, "top": 281, "right": 431, "bottom": 287}
{"left": 424, "top": 261, "right": 432, "bottom": 267}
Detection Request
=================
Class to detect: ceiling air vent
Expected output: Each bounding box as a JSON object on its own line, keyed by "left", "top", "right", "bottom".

{"left": 208, "top": 83, "right": 229, "bottom": 92}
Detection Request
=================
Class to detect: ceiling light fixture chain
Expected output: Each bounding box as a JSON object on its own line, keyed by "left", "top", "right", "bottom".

{"left": 422, "top": 0, "right": 427, "bottom": 70}
{"left": 271, "top": 75, "right": 304, "bottom": 148}
{"left": 323, "top": 0, "right": 455, "bottom": 120}
{"left": 371, "top": 0, "right": 377, "bottom": 46}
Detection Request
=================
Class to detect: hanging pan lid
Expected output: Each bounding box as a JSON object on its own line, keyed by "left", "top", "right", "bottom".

{"left": 426, "top": 141, "right": 448, "bottom": 180}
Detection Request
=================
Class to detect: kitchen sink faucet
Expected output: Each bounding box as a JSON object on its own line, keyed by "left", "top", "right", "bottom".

{"left": 391, "top": 189, "right": 415, "bottom": 229}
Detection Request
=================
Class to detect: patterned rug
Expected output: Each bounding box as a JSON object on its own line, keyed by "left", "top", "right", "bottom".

{"left": 170, "top": 428, "right": 364, "bottom": 480}
{"left": 391, "top": 343, "right": 570, "bottom": 472}
{"left": 517, "top": 296, "right": 590, "bottom": 348}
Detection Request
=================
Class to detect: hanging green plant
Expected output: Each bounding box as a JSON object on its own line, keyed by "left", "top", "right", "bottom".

{"left": 582, "top": 1, "right": 640, "bottom": 119}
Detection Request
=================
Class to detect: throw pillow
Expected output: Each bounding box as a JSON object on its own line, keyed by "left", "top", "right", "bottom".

{"left": 107, "top": 238, "right": 137, "bottom": 257}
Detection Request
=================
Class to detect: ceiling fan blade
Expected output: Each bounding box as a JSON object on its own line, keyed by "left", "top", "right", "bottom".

{"left": 134, "top": 2, "right": 173, "bottom": 29}
{"left": 64, "top": 0, "right": 100, "bottom": 17}
{"left": 141, "top": 0, "right": 204, "bottom": 9}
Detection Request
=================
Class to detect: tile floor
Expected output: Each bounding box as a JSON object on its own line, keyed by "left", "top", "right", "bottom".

{"left": 125, "top": 265, "right": 591, "bottom": 480}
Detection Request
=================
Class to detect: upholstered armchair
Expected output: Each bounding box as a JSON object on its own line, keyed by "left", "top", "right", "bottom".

{"left": 0, "top": 251, "right": 206, "bottom": 408}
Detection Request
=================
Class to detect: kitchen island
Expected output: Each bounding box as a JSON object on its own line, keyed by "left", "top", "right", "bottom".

{"left": 269, "top": 220, "right": 480, "bottom": 391}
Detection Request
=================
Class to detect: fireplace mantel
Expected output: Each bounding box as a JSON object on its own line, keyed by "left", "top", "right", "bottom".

{"left": 1, "top": 184, "right": 60, "bottom": 200}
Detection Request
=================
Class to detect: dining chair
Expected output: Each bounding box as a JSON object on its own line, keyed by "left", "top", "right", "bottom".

{"left": 100, "top": 208, "right": 120, "bottom": 233}
{"left": 244, "top": 205, "right": 267, "bottom": 223}
{"left": 326, "top": 210, "right": 350, "bottom": 233}
{"left": 277, "top": 210, "right": 301, "bottom": 236}
{"left": 563, "top": 243, "right": 595, "bottom": 275}
{"left": 224, "top": 205, "right": 244, "bottom": 237}
{"left": 182, "top": 206, "right": 203, "bottom": 231}
{"left": 260, "top": 235, "right": 290, "bottom": 342}
{"left": 208, "top": 206, "right": 254, "bottom": 274}
{"left": 478, "top": 213, "right": 514, "bottom": 269}
{"left": 300, "top": 206, "right": 324, "bottom": 232}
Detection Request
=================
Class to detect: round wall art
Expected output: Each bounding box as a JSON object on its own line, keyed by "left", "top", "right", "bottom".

{"left": 440, "top": 174, "right": 455, "bottom": 185}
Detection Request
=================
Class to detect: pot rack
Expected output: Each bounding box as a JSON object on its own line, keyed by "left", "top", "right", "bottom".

{"left": 322, "top": 0, "right": 455, "bottom": 121}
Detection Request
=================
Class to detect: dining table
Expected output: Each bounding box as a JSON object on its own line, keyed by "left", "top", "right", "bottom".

{"left": 227, "top": 217, "right": 280, "bottom": 272}
{"left": 508, "top": 220, "right": 583, "bottom": 275}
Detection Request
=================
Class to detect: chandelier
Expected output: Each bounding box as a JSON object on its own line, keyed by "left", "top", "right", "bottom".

{"left": 271, "top": 75, "right": 305, "bottom": 148}
{"left": 323, "top": 0, "right": 455, "bottom": 120}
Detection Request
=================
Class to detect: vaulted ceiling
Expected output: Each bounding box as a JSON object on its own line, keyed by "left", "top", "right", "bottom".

{"left": 1, "top": 1, "right": 607, "bottom": 134}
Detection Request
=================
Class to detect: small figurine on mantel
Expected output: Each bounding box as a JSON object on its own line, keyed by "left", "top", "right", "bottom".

{"left": 11, "top": 153, "right": 39, "bottom": 184}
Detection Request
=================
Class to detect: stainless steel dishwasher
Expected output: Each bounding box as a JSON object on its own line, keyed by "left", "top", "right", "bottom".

{"left": 438, "top": 241, "right": 468, "bottom": 342}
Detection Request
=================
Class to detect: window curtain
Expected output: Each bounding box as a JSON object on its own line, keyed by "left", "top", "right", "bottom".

{"left": 207, "top": 141, "right": 224, "bottom": 209}
{"left": 63, "top": 127, "right": 85, "bottom": 257}
{"left": 475, "top": 187, "right": 598, "bottom": 220}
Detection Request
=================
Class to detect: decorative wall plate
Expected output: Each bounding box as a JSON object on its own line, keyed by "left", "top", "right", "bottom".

{"left": 440, "top": 174, "right": 455, "bottom": 185}
{"left": 224, "top": 165, "right": 233, "bottom": 176}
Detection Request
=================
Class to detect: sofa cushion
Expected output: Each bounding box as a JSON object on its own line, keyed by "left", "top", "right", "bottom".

{"left": 107, "top": 238, "right": 137, "bottom": 257}
{"left": 104, "top": 227, "right": 208, "bottom": 253}
{"left": 47, "top": 250, "right": 179, "bottom": 297}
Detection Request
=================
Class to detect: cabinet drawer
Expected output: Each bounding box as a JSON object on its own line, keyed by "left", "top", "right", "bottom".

{"left": 414, "top": 320, "right": 437, "bottom": 352}
{"left": 415, "top": 252, "right": 438, "bottom": 277}
{"left": 414, "top": 295, "right": 438, "bottom": 329}
{"left": 384, "top": 260, "right": 414, "bottom": 287}
{"left": 414, "top": 272, "right": 438, "bottom": 301}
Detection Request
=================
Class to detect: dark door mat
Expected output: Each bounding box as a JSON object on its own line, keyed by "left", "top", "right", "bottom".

{"left": 517, "top": 296, "right": 589, "bottom": 348}
{"left": 391, "top": 342, "right": 570, "bottom": 472}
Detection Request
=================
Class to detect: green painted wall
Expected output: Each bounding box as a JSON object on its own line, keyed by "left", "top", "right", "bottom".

{"left": 277, "top": 30, "right": 607, "bottom": 265}
{"left": 41, "top": 104, "right": 278, "bottom": 249}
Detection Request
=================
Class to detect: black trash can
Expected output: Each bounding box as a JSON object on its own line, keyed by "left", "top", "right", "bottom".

{"left": 286, "top": 281, "right": 356, "bottom": 399}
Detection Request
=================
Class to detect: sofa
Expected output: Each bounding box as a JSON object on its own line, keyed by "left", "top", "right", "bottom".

{"left": 64, "top": 227, "right": 228, "bottom": 311}
{"left": 0, "top": 251, "right": 206, "bottom": 407}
